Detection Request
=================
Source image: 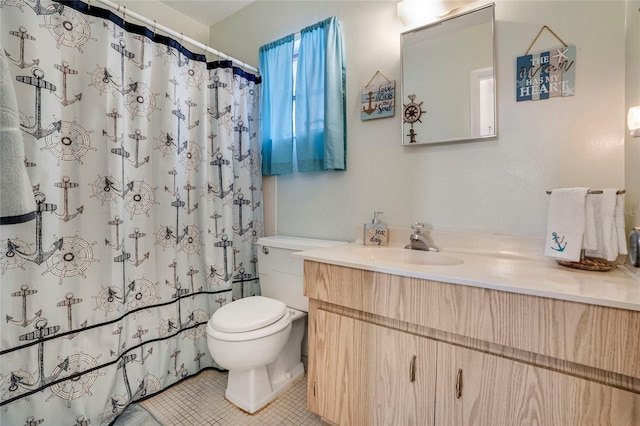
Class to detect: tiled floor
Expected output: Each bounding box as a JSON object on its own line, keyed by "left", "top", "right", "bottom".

{"left": 137, "top": 369, "right": 322, "bottom": 425}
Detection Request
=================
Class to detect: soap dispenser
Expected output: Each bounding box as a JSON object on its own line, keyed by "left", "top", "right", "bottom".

{"left": 630, "top": 228, "right": 640, "bottom": 267}
{"left": 363, "top": 211, "right": 388, "bottom": 246}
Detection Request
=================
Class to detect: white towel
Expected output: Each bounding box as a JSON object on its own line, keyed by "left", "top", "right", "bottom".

{"left": 615, "top": 193, "right": 628, "bottom": 256}
{"left": 583, "top": 196, "right": 597, "bottom": 251}
{"left": 0, "top": 49, "right": 36, "bottom": 224}
{"left": 584, "top": 189, "right": 620, "bottom": 262}
{"left": 544, "top": 188, "right": 589, "bottom": 262}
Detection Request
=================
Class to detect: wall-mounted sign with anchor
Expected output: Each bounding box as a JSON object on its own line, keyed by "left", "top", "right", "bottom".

{"left": 361, "top": 70, "right": 395, "bottom": 120}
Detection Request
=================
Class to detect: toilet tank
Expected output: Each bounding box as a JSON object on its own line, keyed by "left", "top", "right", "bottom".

{"left": 257, "top": 236, "right": 345, "bottom": 311}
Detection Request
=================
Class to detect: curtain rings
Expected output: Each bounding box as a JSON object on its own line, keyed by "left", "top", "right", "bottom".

{"left": 152, "top": 20, "right": 157, "bottom": 38}
{"left": 87, "top": 0, "right": 91, "bottom": 10}
{"left": 122, "top": 5, "right": 126, "bottom": 24}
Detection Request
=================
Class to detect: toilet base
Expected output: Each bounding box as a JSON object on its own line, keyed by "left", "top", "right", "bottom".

{"left": 214, "top": 312, "right": 308, "bottom": 414}
{"left": 225, "top": 361, "right": 305, "bottom": 414}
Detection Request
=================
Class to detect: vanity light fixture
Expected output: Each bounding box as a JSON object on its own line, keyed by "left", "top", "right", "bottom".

{"left": 397, "top": 0, "right": 474, "bottom": 27}
{"left": 628, "top": 105, "right": 640, "bottom": 137}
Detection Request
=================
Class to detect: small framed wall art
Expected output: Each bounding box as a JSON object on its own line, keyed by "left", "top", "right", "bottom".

{"left": 516, "top": 25, "right": 576, "bottom": 102}
{"left": 361, "top": 70, "right": 395, "bottom": 120}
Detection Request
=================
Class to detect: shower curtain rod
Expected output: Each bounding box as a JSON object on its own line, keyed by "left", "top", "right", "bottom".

{"left": 91, "top": 0, "right": 259, "bottom": 73}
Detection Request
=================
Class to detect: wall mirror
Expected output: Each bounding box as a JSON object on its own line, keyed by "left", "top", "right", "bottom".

{"left": 401, "top": 3, "right": 496, "bottom": 145}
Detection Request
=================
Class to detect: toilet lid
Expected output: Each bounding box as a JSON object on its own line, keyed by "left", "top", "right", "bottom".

{"left": 211, "top": 296, "right": 287, "bottom": 333}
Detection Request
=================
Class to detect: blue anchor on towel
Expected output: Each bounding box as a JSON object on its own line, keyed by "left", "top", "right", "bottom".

{"left": 550, "top": 232, "right": 567, "bottom": 252}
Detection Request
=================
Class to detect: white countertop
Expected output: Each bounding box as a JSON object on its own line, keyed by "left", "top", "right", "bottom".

{"left": 292, "top": 232, "right": 640, "bottom": 312}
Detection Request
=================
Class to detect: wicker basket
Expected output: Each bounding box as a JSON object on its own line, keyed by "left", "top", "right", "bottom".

{"left": 556, "top": 257, "right": 614, "bottom": 272}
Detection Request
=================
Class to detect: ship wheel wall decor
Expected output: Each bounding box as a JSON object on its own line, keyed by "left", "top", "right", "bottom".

{"left": 403, "top": 94, "right": 425, "bottom": 144}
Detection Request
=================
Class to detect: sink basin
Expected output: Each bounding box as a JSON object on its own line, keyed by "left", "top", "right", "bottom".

{"left": 354, "top": 247, "right": 463, "bottom": 266}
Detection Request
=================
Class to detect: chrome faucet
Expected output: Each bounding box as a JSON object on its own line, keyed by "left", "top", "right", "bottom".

{"left": 404, "top": 222, "right": 439, "bottom": 252}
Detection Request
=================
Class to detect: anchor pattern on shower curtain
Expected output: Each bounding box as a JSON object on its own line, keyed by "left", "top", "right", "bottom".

{"left": 0, "top": 1, "right": 262, "bottom": 424}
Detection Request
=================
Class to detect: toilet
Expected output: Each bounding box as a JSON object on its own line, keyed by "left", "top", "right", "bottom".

{"left": 206, "top": 236, "right": 344, "bottom": 413}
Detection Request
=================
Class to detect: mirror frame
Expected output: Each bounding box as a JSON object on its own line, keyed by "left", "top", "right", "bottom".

{"left": 400, "top": 3, "right": 497, "bottom": 146}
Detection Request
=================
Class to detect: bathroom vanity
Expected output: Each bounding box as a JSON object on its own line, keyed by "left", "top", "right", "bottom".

{"left": 296, "top": 239, "right": 640, "bottom": 426}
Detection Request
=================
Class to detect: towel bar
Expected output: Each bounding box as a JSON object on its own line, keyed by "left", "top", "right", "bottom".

{"left": 545, "top": 189, "right": 626, "bottom": 195}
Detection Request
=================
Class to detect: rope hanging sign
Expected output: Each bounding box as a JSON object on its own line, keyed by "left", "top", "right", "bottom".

{"left": 515, "top": 25, "right": 576, "bottom": 102}
{"left": 361, "top": 70, "right": 395, "bottom": 120}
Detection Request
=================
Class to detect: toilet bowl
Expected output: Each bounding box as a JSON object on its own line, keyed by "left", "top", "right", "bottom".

{"left": 206, "top": 296, "right": 292, "bottom": 370}
{"left": 206, "top": 236, "right": 344, "bottom": 413}
{"left": 206, "top": 296, "right": 307, "bottom": 413}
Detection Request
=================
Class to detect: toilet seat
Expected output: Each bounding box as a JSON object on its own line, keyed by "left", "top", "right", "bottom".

{"left": 212, "top": 296, "right": 287, "bottom": 332}
{"left": 207, "top": 296, "right": 291, "bottom": 342}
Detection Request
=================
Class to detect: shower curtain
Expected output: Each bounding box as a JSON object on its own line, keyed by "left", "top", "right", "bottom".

{"left": 0, "top": 1, "right": 262, "bottom": 424}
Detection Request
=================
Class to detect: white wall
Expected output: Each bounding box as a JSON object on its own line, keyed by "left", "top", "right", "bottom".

{"left": 209, "top": 1, "right": 633, "bottom": 241}
{"left": 112, "top": 0, "right": 210, "bottom": 44}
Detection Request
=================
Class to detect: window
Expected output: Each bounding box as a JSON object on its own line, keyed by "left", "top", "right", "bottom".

{"left": 259, "top": 17, "right": 346, "bottom": 176}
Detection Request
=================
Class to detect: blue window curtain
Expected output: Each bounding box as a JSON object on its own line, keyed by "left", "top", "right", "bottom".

{"left": 259, "top": 17, "right": 346, "bottom": 175}
{"left": 296, "top": 17, "right": 347, "bottom": 172}
{"left": 259, "top": 35, "right": 295, "bottom": 175}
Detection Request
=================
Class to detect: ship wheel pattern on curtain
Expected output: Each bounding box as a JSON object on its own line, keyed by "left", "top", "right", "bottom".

{"left": 0, "top": 1, "right": 262, "bottom": 424}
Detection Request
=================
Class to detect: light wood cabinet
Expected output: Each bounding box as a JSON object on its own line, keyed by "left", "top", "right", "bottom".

{"left": 304, "top": 261, "right": 640, "bottom": 426}
{"left": 309, "top": 309, "right": 437, "bottom": 426}
{"left": 436, "top": 342, "right": 640, "bottom": 426}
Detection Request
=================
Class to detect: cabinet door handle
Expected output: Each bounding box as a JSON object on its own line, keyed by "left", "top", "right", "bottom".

{"left": 455, "top": 368, "right": 463, "bottom": 399}
{"left": 409, "top": 355, "right": 417, "bottom": 382}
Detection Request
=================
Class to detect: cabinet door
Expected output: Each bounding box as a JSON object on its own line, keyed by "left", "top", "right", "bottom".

{"left": 310, "top": 309, "right": 437, "bottom": 426}
{"left": 436, "top": 342, "right": 640, "bottom": 425}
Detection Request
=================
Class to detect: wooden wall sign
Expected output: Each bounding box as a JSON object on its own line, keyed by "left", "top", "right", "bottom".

{"left": 361, "top": 70, "right": 395, "bottom": 120}
{"left": 516, "top": 26, "right": 576, "bottom": 102}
